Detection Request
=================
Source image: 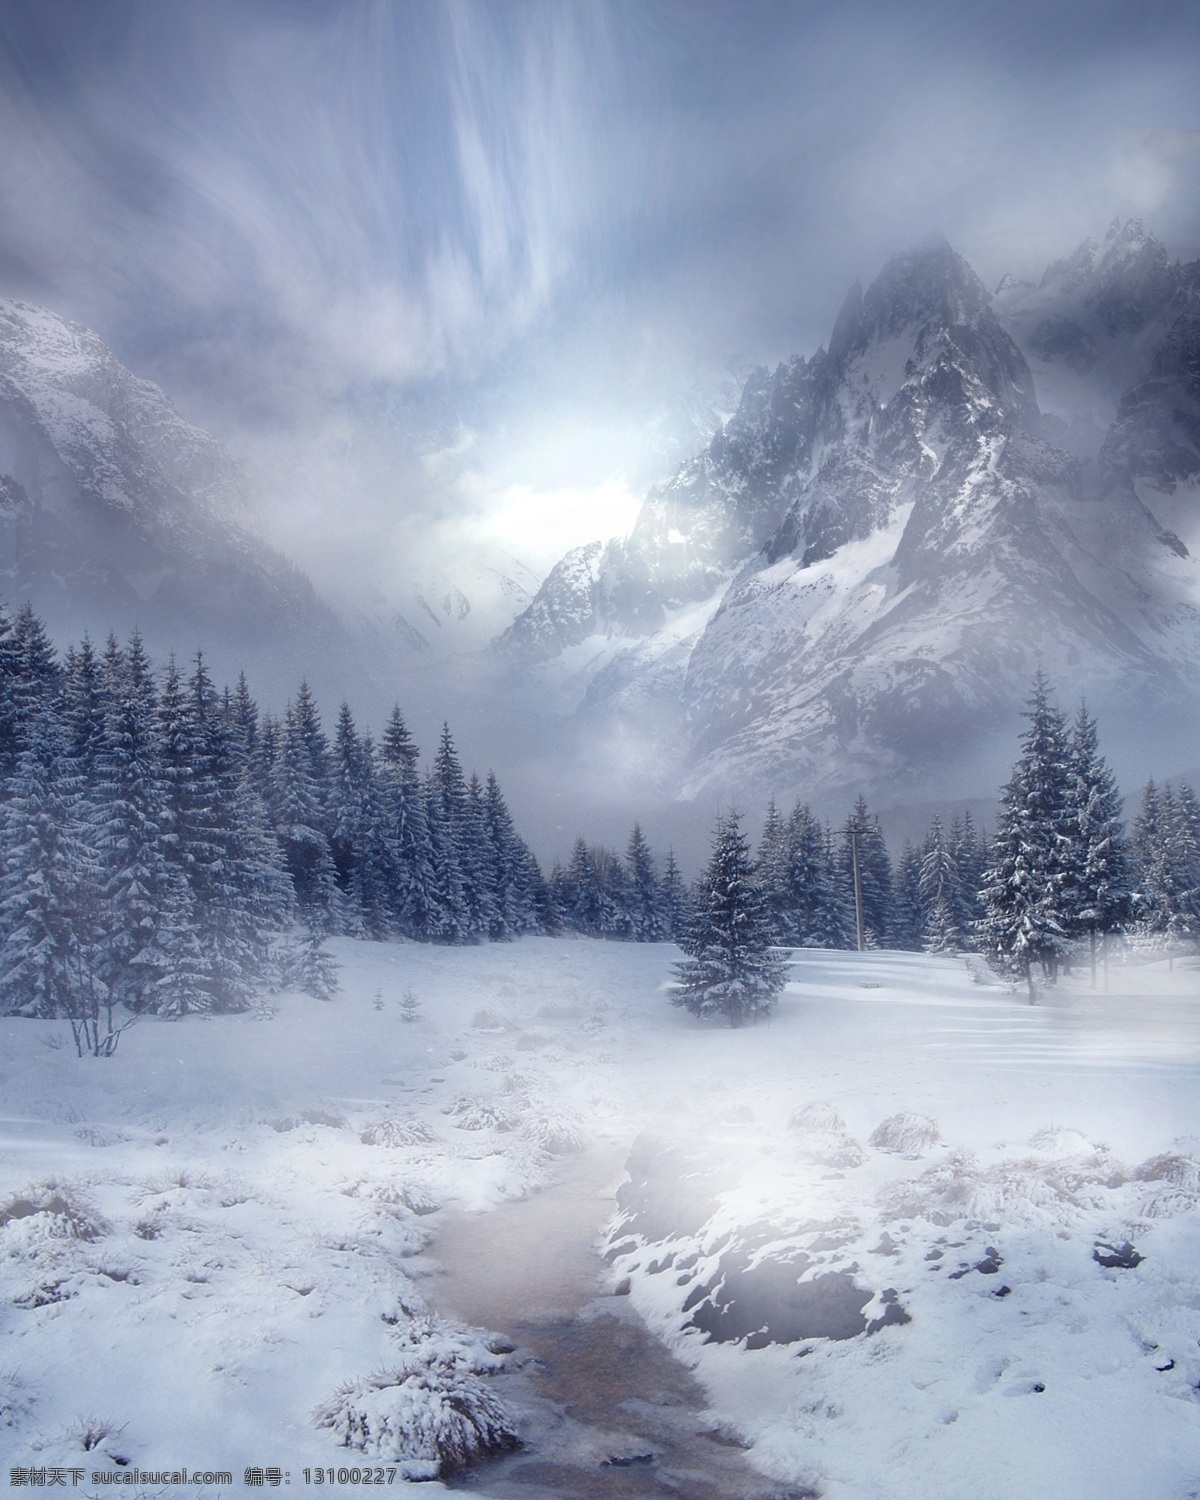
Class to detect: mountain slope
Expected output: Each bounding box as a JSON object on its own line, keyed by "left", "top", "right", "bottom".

{"left": 0, "top": 296, "right": 343, "bottom": 658}
{"left": 501, "top": 224, "right": 1200, "bottom": 806}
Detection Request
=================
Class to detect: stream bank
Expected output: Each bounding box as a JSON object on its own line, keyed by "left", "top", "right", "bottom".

{"left": 432, "top": 1143, "right": 814, "bottom": 1499}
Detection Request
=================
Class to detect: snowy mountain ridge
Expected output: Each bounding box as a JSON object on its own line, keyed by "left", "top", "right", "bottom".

{"left": 0, "top": 293, "right": 350, "bottom": 686}
{"left": 500, "top": 222, "right": 1200, "bottom": 807}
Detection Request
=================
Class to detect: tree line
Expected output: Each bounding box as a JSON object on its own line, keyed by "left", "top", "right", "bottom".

{"left": 674, "top": 672, "right": 1194, "bottom": 1021}
{"left": 1, "top": 600, "right": 1190, "bottom": 1036}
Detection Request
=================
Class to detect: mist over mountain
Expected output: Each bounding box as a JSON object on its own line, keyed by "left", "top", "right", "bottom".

{"left": 500, "top": 220, "right": 1200, "bottom": 817}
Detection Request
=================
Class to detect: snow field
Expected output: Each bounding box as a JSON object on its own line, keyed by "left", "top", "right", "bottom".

{"left": 1, "top": 938, "right": 1199, "bottom": 1499}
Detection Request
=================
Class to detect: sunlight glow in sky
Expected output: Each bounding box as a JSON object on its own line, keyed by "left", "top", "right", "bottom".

{"left": 1, "top": 0, "right": 1198, "bottom": 607}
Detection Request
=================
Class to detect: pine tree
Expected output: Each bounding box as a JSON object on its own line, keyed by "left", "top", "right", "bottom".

{"left": 919, "top": 816, "right": 963, "bottom": 953}
{"left": 623, "top": 823, "right": 668, "bottom": 941}
{"left": 0, "top": 603, "right": 61, "bottom": 780}
{"left": 891, "top": 841, "right": 925, "bottom": 952}
{"left": 0, "top": 702, "right": 100, "bottom": 1024}
{"left": 273, "top": 685, "right": 341, "bottom": 933}
{"left": 481, "top": 772, "right": 542, "bottom": 939}
{"left": 672, "top": 811, "right": 789, "bottom": 1027}
{"left": 756, "top": 799, "right": 790, "bottom": 942}
{"left": 780, "top": 802, "right": 847, "bottom": 948}
{"left": 559, "top": 837, "right": 620, "bottom": 936}
{"left": 979, "top": 672, "right": 1075, "bottom": 998}
{"left": 660, "top": 849, "right": 692, "bottom": 940}
{"left": 378, "top": 706, "right": 438, "bottom": 941}
{"left": 1066, "top": 704, "right": 1130, "bottom": 981}
{"left": 91, "top": 633, "right": 174, "bottom": 1012}
{"left": 949, "top": 812, "right": 986, "bottom": 949}
{"left": 841, "top": 797, "right": 894, "bottom": 947}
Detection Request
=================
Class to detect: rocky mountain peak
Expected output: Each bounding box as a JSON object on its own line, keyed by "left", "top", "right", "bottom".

{"left": 500, "top": 221, "right": 1200, "bottom": 811}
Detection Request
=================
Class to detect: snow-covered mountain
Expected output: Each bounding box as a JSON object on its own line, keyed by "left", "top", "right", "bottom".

{"left": 499, "top": 223, "right": 1200, "bottom": 807}
{"left": 0, "top": 296, "right": 344, "bottom": 662}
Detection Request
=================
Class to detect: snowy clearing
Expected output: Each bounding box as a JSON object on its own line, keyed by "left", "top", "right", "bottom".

{"left": 2, "top": 939, "right": 1199, "bottom": 1498}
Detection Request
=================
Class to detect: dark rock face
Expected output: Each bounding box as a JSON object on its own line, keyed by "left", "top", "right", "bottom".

{"left": 501, "top": 222, "right": 1200, "bottom": 806}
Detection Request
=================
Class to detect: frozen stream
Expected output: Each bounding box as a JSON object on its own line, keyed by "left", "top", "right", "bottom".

{"left": 433, "top": 1143, "right": 809, "bottom": 1500}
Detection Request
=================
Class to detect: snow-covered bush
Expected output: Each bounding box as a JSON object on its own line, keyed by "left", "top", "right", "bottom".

{"left": 360, "top": 1114, "right": 438, "bottom": 1147}
{"left": 869, "top": 1112, "right": 941, "bottom": 1156}
{"left": 1132, "top": 1151, "right": 1200, "bottom": 1217}
{"left": 271, "top": 1108, "right": 347, "bottom": 1132}
{"left": 881, "top": 1148, "right": 1127, "bottom": 1227}
{"left": 443, "top": 1095, "right": 516, "bottom": 1132}
{"left": 0, "top": 1184, "right": 107, "bottom": 1245}
{"left": 795, "top": 1131, "right": 867, "bottom": 1169}
{"left": 313, "top": 1319, "right": 519, "bottom": 1476}
{"left": 1027, "top": 1125, "right": 1097, "bottom": 1156}
{"left": 518, "top": 1108, "right": 586, "bottom": 1155}
{"left": 788, "top": 1101, "right": 847, "bottom": 1133}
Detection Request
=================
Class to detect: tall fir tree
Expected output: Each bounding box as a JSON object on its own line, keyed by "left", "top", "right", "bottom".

{"left": 1066, "top": 703, "right": 1130, "bottom": 980}
{"left": 92, "top": 633, "right": 174, "bottom": 1012}
{"left": 979, "top": 672, "right": 1075, "bottom": 998}
{"left": 623, "top": 823, "right": 668, "bottom": 941}
{"left": 0, "top": 701, "right": 100, "bottom": 1022}
{"left": 841, "top": 796, "right": 894, "bottom": 947}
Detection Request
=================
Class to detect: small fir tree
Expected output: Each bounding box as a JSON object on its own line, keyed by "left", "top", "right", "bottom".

{"left": 672, "top": 811, "right": 789, "bottom": 1028}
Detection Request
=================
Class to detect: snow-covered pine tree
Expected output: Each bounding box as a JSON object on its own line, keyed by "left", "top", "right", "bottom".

{"left": 919, "top": 816, "right": 963, "bottom": 953}
{"left": 182, "top": 653, "right": 283, "bottom": 1011}
{"left": 672, "top": 810, "right": 789, "bottom": 1027}
{"left": 481, "top": 772, "right": 542, "bottom": 939}
{"left": 1170, "top": 782, "right": 1200, "bottom": 944}
{"left": 272, "top": 685, "right": 341, "bottom": 933}
{"left": 660, "top": 849, "right": 692, "bottom": 941}
{"left": 461, "top": 773, "right": 499, "bottom": 942}
{"left": 422, "top": 724, "right": 488, "bottom": 943}
{"left": 378, "top": 706, "right": 438, "bottom": 941}
{"left": 979, "top": 672, "right": 1075, "bottom": 999}
{"left": 61, "top": 636, "right": 107, "bottom": 796}
{"left": 948, "top": 812, "right": 986, "bottom": 950}
{"left": 0, "top": 603, "right": 62, "bottom": 781}
{"left": 91, "top": 633, "right": 174, "bottom": 1013}
{"left": 1066, "top": 703, "right": 1131, "bottom": 981}
{"left": 756, "top": 799, "right": 790, "bottom": 943}
{"left": 891, "top": 840, "right": 925, "bottom": 952}
{"left": 0, "top": 700, "right": 102, "bottom": 1026}
{"left": 282, "top": 927, "right": 340, "bottom": 1001}
{"left": 329, "top": 703, "right": 372, "bottom": 936}
{"left": 840, "top": 797, "right": 894, "bottom": 947}
{"left": 781, "top": 802, "right": 848, "bottom": 948}
{"left": 623, "top": 823, "right": 668, "bottom": 941}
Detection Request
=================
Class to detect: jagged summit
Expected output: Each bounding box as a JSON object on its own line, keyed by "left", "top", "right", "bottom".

{"left": 501, "top": 223, "right": 1200, "bottom": 808}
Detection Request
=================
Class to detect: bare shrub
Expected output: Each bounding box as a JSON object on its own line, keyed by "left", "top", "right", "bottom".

{"left": 0, "top": 1185, "right": 107, "bottom": 1242}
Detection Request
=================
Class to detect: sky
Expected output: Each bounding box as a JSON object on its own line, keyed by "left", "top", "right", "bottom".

{"left": 1, "top": 0, "right": 1199, "bottom": 604}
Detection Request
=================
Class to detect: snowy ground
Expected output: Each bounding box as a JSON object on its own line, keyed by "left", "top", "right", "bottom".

{"left": 2, "top": 939, "right": 1199, "bottom": 1498}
